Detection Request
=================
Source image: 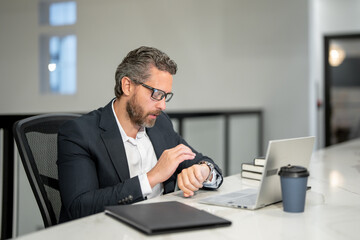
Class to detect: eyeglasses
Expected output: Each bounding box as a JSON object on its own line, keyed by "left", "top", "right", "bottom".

{"left": 131, "top": 79, "right": 174, "bottom": 102}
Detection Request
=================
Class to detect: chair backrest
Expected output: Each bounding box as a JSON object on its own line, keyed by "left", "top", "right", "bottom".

{"left": 13, "top": 113, "right": 81, "bottom": 227}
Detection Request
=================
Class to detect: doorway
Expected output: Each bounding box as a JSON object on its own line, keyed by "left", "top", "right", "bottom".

{"left": 324, "top": 34, "right": 360, "bottom": 146}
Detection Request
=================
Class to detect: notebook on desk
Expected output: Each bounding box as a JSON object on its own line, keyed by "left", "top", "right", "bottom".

{"left": 105, "top": 201, "right": 231, "bottom": 235}
{"left": 200, "top": 136, "right": 315, "bottom": 210}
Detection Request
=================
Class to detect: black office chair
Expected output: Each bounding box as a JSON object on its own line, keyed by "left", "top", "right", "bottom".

{"left": 13, "top": 113, "right": 81, "bottom": 227}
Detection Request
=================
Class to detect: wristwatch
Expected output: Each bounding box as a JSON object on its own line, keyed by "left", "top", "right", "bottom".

{"left": 199, "top": 160, "right": 215, "bottom": 182}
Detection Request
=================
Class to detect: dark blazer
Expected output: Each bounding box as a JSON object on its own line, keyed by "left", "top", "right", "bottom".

{"left": 57, "top": 100, "right": 223, "bottom": 223}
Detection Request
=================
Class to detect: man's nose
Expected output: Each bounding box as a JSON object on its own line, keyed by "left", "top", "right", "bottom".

{"left": 156, "top": 98, "right": 166, "bottom": 111}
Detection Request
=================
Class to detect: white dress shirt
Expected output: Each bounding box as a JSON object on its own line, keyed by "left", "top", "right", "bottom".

{"left": 112, "top": 102, "right": 162, "bottom": 199}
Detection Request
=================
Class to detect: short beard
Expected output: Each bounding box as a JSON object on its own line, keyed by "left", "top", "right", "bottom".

{"left": 126, "top": 93, "right": 160, "bottom": 128}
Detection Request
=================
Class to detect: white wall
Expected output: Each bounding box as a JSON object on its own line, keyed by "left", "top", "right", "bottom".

{"left": 310, "top": 0, "right": 360, "bottom": 148}
{"left": 0, "top": 0, "right": 310, "bottom": 145}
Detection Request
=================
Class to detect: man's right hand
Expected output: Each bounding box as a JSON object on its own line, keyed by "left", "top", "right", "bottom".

{"left": 147, "top": 144, "right": 195, "bottom": 188}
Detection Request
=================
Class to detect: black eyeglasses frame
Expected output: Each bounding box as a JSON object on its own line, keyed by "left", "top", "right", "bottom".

{"left": 131, "top": 78, "right": 174, "bottom": 102}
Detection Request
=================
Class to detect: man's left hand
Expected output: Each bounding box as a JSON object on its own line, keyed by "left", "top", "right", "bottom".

{"left": 177, "top": 164, "right": 210, "bottom": 197}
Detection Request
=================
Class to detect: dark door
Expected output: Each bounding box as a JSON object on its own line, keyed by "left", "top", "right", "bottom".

{"left": 324, "top": 34, "right": 360, "bottom": 146}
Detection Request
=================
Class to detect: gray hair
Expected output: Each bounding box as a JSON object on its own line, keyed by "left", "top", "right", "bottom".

{"left": 114, "top": 46, "right": 177, "bottom": 98}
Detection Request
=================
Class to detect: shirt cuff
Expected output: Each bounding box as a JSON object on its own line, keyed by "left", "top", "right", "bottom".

{"left": 138, "top": 173, "right": 152, "bottom": 198}
{"left": 203, "top": 169, "right": 222, "bottom": 189}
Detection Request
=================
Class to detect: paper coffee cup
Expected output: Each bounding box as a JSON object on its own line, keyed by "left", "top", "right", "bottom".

{"left": 278, "top": 165, "right": 309, "bottom": 213}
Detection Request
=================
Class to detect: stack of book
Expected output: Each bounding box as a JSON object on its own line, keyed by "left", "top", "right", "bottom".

{"left": 241, "top": 156, "right": 266, "bottom": 181}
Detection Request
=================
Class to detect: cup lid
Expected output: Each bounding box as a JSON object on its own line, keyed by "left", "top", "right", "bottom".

{"left": 278, "top": 164, "right": 309, "bottom": 178}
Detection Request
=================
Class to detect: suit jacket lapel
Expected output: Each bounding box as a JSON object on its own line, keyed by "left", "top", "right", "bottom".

{"left": 99, "top": 100, "right": 130, "bottom": 181}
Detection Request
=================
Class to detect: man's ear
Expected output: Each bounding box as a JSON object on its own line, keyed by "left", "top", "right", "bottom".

{"left": 121, "top": 77, "right": 133, "bottom": 96}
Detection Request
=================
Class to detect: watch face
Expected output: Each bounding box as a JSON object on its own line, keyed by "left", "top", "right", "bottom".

{"left": 199, "top": 161, "right": 214, "bottom": 182}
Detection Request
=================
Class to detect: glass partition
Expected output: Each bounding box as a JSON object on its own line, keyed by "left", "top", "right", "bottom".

{"left": 183, "top": 116, "right": 226, "bottom": 174}
{"left": 169, "top": 111, "right": 263, "bottom": 176}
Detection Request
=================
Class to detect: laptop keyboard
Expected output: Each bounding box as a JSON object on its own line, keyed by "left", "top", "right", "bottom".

{"left": 228, "top": 193, "right": 257, "bottom": 206}
{"left": 201, "top": 188, "right": 258, "bottom": 208}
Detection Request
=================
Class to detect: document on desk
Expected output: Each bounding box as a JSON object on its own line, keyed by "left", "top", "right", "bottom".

{"left": 105, "top": 201, "right": 231, "bottom": 235}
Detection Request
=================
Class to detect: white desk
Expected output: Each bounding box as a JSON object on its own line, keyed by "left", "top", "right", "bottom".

{"left": 16, "top": 139, "right": 360, "bottom": 240}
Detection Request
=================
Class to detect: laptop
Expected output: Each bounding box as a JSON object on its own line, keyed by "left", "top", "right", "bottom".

{"left": 200, "top": 136, "right": 315, "bottom": 210}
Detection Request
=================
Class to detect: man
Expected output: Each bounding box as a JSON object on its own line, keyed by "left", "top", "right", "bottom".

{"left": 57, "top": 46, "right": 223, "bottom": 223}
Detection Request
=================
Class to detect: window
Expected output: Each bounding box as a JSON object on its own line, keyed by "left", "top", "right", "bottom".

{"left": 49, "top": 1, "right": 77, "bottom": 26}
{"left": 39, "top": 1, "right": 77, "bottom": 26}
{"left": 48, "top": 35, "right": 77, "bottom": 94}
{"left": 39, "top": 1, "right": 77, "bottom": 95}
